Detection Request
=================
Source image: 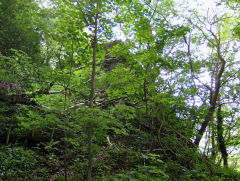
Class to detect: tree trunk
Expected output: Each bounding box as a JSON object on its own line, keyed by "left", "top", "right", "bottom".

{"left": 217, "top": 104, "right": 228, "bottom": 166}
{"left": 86, "top": 129, "right": 93, "bottom": 181}
{"left": 50, "top": 127, "right": 55, "bottom": 142}
{"left": 32, "top": 128, "right": 35, "bottom": 139}
{"left": 194, "top": 42, "right": 226, "bottom": 146}
{"left": 211, "top": 118, "right": 216, "bottom": 161}
{"left": 194, "top": 106, "right": 216, "bottom": 146}
{"left": 86, "top": 9, "right": 98, "bottom": 181}
{"left": 6, "top": 128, "right": 11, "bottom": 145}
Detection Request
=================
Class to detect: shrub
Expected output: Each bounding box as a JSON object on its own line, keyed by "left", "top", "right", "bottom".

{"left": 0, "top": 146, "right": 37, "bottom": 180}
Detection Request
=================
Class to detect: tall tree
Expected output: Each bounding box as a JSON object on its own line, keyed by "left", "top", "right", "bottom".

{"left": 179, "top": 4, "right": 240, "bottom": 150}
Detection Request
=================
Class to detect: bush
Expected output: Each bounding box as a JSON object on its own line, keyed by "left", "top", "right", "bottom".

{"left": 0, "top": 146, "right": 37, "bottom": 180}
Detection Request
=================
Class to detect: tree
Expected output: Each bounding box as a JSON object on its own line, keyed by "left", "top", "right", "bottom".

{"left": 0, "top": 0, "right": 41, "bottom": 59}
{"left": 179, "top": 3, "right": 240, "bottom": 164}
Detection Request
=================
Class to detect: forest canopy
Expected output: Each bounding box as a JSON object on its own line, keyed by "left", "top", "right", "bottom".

{"left": 0, "top": 0, "right": 240, "bottom": 180}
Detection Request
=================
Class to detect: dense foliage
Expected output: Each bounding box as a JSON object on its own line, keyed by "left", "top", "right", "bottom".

{"left": 0, "top": 0, "right": 240, "bottom": 180}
